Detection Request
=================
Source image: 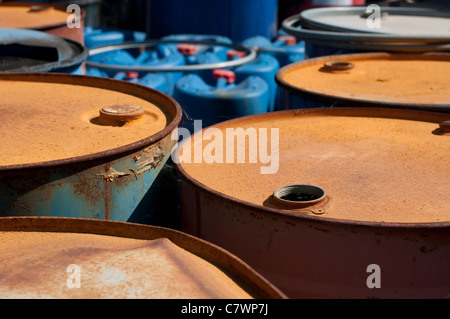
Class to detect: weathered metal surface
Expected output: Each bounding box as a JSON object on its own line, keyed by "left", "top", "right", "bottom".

{"left": 176, "top": 107, "right": 450, "bottom": 298}
{"left": 0, "top": 73, "right": 181, "bottom": 222}
{"left": 281, "top": 7, "right": 450, "bottom": 58}
{"left": 0, "top": 2, "right": 86, "bottom": 44}
{"left": 276, "top": 52, "right": 450, "bottom": 113}
{"left": 0, "top": 28, "right": 88, "bottom": 74}
{"left": 0, "top": 217, "right": 287, "bottom": 299}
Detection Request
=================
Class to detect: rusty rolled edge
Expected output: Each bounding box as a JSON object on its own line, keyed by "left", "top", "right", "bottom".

{"left": 174, "top": 107, "right": 450, "bottom": 230}
{"left": 0, "top": 216, "right": 288, "bottom": 299}
{"left": 275, "top": 52, "right": 450, "bottom": 112}
{"left": 0, "top": 73, "right": 182, "bottom": 172}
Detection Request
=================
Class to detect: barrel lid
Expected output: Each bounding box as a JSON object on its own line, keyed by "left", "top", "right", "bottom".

{"left": 276, "top": 52, "right": 450, "bottom": 111}
{"left": 300, "top": 6, "right": 450, "bottom": 37}
{"left": 0, "top": 217, "right": 286, "bottom": 299}
{"left": 177, "top": 108, "right": 450, "bottom": 225}
{"left": 0, "top": 28, "right": 88, "bottom": 72}
{"left": 0, "top": 3, "right": 75, "bottom": 30}
{"left": 0, "top": 73, "right": 181, "bottom": 169}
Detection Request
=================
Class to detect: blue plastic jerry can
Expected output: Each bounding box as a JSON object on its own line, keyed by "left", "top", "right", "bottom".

{"left": 85, "top": 67, "right": 109, "bottom": 78}
{"left": 228, "top": 51, "right": 279, "bottom": 112}
{"left": 135, "top": 44, "right": 186, "bottom": 96}
{"left": 88, "top": 49, "right": 136, "bottom": 77}
{"left": 161, "top": 34, "right": 233, "bottom": 59}
{"left": 173, "top": 69, "right": 270, "bottom": 131}
{"left": 113, "top": 71, "right": 168, "bottom": 94}
{"left": 85, "top": 27, "right": 147, "bottom": 76}
{"left": 242, "top": 33, "right": 305, "bottom": 67}
{"left": 84, "top": 27, "right": 147, "bottom": 48}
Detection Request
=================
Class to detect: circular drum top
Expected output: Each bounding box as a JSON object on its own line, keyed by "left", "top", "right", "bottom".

{"left": 0, "top": 73, "right": 181, "bottom": 168}
{"left": 300, "top": 7, "right": 450, "bottom": 37}
{"left": 177, "top": 108, "right": 450, "bottom": 224}
{"left": 276, "top": 53, "right": 450, "bottom": 110}
{"left": 0, "top": 4, "right": 73, "bottom": 30}
{"left": 0, "top": 28, "right": 88, "bottom": 72}
{"left": 0, "top": 217, "right": 285, "bottom": 299}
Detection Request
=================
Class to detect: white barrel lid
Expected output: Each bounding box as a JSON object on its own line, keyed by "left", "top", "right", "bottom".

{"left": 300, "top": 6, "right": 450, "bottom": 37}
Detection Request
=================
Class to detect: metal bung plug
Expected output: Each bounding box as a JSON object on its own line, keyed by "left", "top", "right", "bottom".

{"left": 323, "top": 61, "right": 354, "bottom": 72}
{"left": 29, "top": 6, "right": 53, "bottom": 12}
{"left": 439, "top": 121, "right": 450, "bottom": 133}
{"left": 99, "top": 104, "right": 144, "bottom": 122}
{"left": 273, "top": 184, "right": 326, "bottom": 210}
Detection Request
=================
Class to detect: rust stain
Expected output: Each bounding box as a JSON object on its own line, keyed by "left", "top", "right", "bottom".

{"left": 180, "top": 109, "right": 450, "bottom": 223}
{"left": 0, "top": 231, "right": 262, "bottom": 299}
{"left": 98, "top": 145, "right": 166, "bottom": 182}
{"left": 280, "top": 53, "right": 450, "bottom": 105}
{"left": 0, "top": 80, "right": 167, "bottom": 167}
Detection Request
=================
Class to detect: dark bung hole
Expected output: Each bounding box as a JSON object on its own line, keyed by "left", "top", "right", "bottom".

{"left": 274, "top": 184, "right": 326, "bottom": 207}
{"left": 322, "top": 61, "right": 354, "bottom": 72}
{"left": 280, "top": 192, "right": 318, "bottom": 202}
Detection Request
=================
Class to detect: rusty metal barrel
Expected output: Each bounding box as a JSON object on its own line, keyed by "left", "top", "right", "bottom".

{"left": 0, "top": 216, "right": 287, "bottom": 299}
{"left": 275, "top": 52, "right": 450, "bottom": 113}
{"left": 281, "top": 6, "right": 450, "bottom": 59}
{"left": 0, "top": 28, "right": 88, "bottom": 74}
{"left": 175, "top": 107, "right": 450, "bottom": 298}
{"left": 0, "top": 73, "right": 181, "bottom": 222}
{"left": 0, "top": 1, "right": 85, "bottom": 44}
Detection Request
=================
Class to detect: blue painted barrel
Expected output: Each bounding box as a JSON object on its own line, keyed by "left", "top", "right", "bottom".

{"left": 149, "top": 0, "right": 278, "bottom": 42}
{"left": 0, "top": 73, "right": 182, "bottom": 222}
{"left": 173, "top": 69, "right": 270, "bottom": 130}
{"left": 0, "top": 28, "right": 87, "bottom": 74}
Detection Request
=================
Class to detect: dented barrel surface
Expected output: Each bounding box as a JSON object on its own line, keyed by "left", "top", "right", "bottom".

{"left": 276, "top": 52, "right": 450, "bottom": 112}
{"left": 175, "top": 107, "right": 450, "bottom": 298}
{"left": 0, "top": 217, "right": 287, "bottom": 299}
{"left": 0, "top": 2, "right": 85, "bottom": 44}
{"left": 0, "top": 73, "right": 181, "bottom": 222}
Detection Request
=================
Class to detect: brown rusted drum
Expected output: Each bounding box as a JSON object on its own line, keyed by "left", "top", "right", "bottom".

{"left": 0, "top": 2, "right": 85, "bottom": 44}
{"left": 0, "top": 216, "right": 287, "bottom": 299}
{"left": 275, "top": 52, "right": 450, "bottom": 113}
{"left": 0, "top": 73, "right": 181, "bottom": 222}
{"left": 175, "top": 107, "right": 450, "bottom": 298}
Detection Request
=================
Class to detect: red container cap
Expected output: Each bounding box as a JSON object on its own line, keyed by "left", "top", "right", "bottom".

{"left": 277, "top": 35, "right": 296, "bottom": 46}
{"left": 212, "top": 69, "right": 235, "bottom": 83}
{"left": 227, "top": 50, "right": 246, "bottom": 60}
{"left": 177, "top": 44, "right": 196, "bottom": 56}
{"left": 126, "top": 71, "right": 139, "bottom": 79}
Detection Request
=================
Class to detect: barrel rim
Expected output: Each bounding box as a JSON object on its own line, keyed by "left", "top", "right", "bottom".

{"left": 299, "top": 6, "right": 450, "bottom": 36}
{"left": 0, "top": 1, "right": 87, "bottom": 31}
{"left": 0, "top": 28, "right": 89, "bottom": 72}
{"left": 175, "top": 107, "right": 450, "bottom": 229}
{"left": 275, "top": 52, "right": 450, "bottom": 111}
{"left": 0, "top": 73, "right": 182, "bottom": 171}
{"left": 0, "top": 216, "right": 288, "bottom": 299}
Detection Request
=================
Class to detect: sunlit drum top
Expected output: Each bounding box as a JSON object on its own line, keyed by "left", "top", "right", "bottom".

{"left": 0, "top": 74, "right": 176, "bottom": 167}
{"left": 178, "top": 108, "right": 450, "bottom": 224}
